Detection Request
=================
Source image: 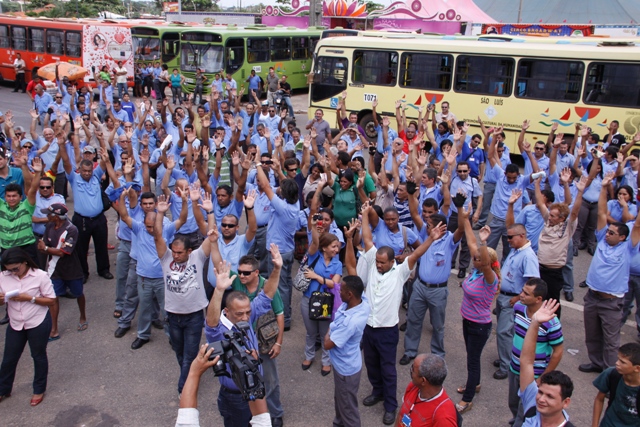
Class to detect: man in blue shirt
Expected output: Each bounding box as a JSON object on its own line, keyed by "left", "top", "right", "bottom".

{"left": 519, "top": 120, "right": 550, "bottom": 202}
{"left": 579, "top": 171, "right": 640, "bottom": 374}
{"left": 205, "top": 245, "right": 282, "bottom": 427}
{"left": 98, "top": 79, "right": 113, "bottom": 122}
{"left": 325, "top": 275, "right": 371, "bottom": 427}
{"left": 457, "top": 134, "right": 486, "bottom": 180}
{"left": 476, "top": 134, "right": 510, "bottom": 228}
{"left": 34, "top": 84, "right": 53, "bottom": 126}
{"left": 60, "top": 140, "right": 113, "bottom": 283}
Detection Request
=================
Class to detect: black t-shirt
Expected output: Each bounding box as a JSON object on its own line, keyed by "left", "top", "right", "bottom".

{"left": 604, "top": 133, "right": 626, "bottom": 148}
{"left": 43, "top": 220, "right": 84, "bottom": 281}
{"left": 279, "top": 81, "right": 291, "bottom": 94}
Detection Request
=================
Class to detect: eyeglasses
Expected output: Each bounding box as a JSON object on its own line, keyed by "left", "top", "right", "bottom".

{"left": 14, "top": 133, "right": 22, "bottom": 136}
{"left": 457, "top": 170, "right": 469, "bottom": 173}
{"left": 606, "top": 229, "right": 619, "bottom": 236}
{"left": 221, "top": 223, "right": 237, "bottom": 228}
{"left": 24, "top": 145, "right": 33, "bottom": 149}
{"left": 268, "top": 110, "right": 275, "bottom": 113}
{"left": 237, "top": 270, "right": 254, "bottom": 276}
{"left": 39, "top": 186, "right": 52, "bottom": 189}
{"left": 5, "top": 266, "right": 21, "bottom": 273}
{"left": 507, "top": 233, "right": 523, "bottom": 240}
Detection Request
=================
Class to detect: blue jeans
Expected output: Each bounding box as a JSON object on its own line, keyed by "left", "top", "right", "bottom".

{"left": 115, "top": 240, "right": 133, "bottom": 311}
{"left": 268, "top": 250, "right": 294, "bottom": 328}
{"left": 218, "top": 386, "right": 252, "bottom": 427}
{"left": 136, "top": 276, "right": 165, "bottom": 340}
{"left": 462, "top": 319, "right": 492, "bottom": 403}
{"left": 167, "top": 310, "right": 204, "bottom": 393}
{"left": 282, "top": 95, "right": 294, "bottom": 118}
{"left": 404, "top": 283, "right": 448, "bottom": 357}
{"left": 0, "top": 312, "right": 51, "bottom": 396}
{"left": 496, "top": 294, "right": 515, "bottom": 373}
{"left": 117, "top": 82, "right": 127, "bottom": 99}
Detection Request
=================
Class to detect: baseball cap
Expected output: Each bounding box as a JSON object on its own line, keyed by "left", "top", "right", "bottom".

{"left": 261, "top": 100, "right": 269, "bottom": 106}
{"left": 41, "top": 203, "right": 68, "bottom": 216}
{"left": 83, "top": 145, "right": 96, "bottom": 154}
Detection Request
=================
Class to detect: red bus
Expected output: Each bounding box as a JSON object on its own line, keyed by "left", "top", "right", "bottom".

{"left": 0, "top": 15, "right": 135, "bottom": 88}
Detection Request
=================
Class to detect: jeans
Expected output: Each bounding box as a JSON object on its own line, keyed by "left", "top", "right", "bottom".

{"left": 153, "top": 79, "right": 160, "bottom": 98}
{"left": 281, "top": 95, "right": 294, "bottom": 118}
{"left": 167, "top": 310, "right": 204, "bottom": 393}
{"left": 300, "top": 296, "right": 331, "bottom": 366}
{"left": 562, "top": 239, "right": 575, "bottom": 292}
{"left": 117, "top": 82, "right": 127, "bottom": 99}
{"left": 136, "top": 276, "right": 166, "bottom": 340}
{"left": 461, "top": 318, "right": 492, "bottom": 403}
{"left": 115, "top": 240, "right": 133, "bottom": 311}
{"left": 171, "top": 86, "right": 182, "bottom": 104}
{"left": 404, "top": 283, "right": 448, "bottom": 357}
{"left": 487, "top": 216, "right": 510, "bottom": 262}
{"left": 477, "top": 182, "right": 496, "bottom": 227}
{"left": 193, "top": 85, "right": 203, "bottom": 105}
{"left": 622, "top": 274, "right": 640, "bottom": 332}
{"left": 218, "top": 386, "right": 252, "bottom": 427}
{"left": 0, "top": 312, "right": 51, "bottom": 396}
{"left": 268, "top": 250, "right": 294, "bottom": 329}
{"left": 496, "top": 293, "right": 515, "bottom": 373}
{"left": 261, "top": 353, "right": 284, "bottom": 418}
{"left": 539, "top": 265, "right": 565, "bottom": 318}
{"left": 117, "top": 259, "right": 140, "bottom": 328}
{"left": 72, "top": 213, "right": 110, "bottom": 278}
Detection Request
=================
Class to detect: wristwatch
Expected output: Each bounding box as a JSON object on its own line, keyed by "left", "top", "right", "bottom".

{"left": 30, "top": 296, "right": 36, "bottom": 304}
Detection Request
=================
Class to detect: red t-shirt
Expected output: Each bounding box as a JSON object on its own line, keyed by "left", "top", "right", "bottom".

{"left": 399, "top": 130, "right": 421, "bottom": 154}
{"left": 396, "top": 383, "right": 458, "bottom": 427}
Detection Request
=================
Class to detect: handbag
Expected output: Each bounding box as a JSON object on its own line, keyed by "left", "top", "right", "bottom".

{"left": 256, "top": 309, "right": 279, "bottom": 355}
{"left": 309, "top": 285, "right": 334, "bottom": 321}
{"left": 293, "top": 253, "right": 320, "bottom": 292}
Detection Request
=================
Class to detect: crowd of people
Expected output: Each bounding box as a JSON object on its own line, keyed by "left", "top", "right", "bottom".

{"left": 0, "top": 73, "right": 639, "bottom": 427}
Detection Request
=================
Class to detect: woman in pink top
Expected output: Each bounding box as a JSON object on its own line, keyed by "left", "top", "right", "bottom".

{"left": 456, "top": 207, "right": 500, "bottom": 414}
{"left": 0, "top": 248, "right": 55, "bottom": 407}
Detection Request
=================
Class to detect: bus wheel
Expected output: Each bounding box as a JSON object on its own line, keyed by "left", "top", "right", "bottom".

{"left": 358, "top": 112, "right": 378, "bottom": 143}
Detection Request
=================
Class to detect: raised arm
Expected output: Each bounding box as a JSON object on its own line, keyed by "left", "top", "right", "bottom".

{"left": 26, "top": 157, "right": 43, "bottom": 205}
{"left": 263, "top": 244, "right": 282, "bottom": 299}
{"left": 533, "top": 177, "right": 548, "bottom": 219}
{"left": 342, "top": 219, "right": 360, "bottom": 276}
{"left": 520, "top": 300, "right": 560, "bottom": 393}
{"left": 505, "top": 189, "right": 523, "bottom": 229}
{"left": 406, "top": 221, "right": 446, "bottom": 271}
{"left": 517, "top": 119, "right": 530, "bottom": 154}
{"left": 154, "top": 199, "right": 170, "bottom": 259}
{"left": 360, "top": 202, "right": 374, "bottom": 252}
{"left": 206, "top": 261, "right": 236, "bottom": 327}
{"left": 598, "top": 171, "right": 615, "bottom": 232}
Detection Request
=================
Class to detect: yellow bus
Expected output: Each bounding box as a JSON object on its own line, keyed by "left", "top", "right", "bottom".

{"left": 308, "top": 33, "right": 640, "bottom": 153}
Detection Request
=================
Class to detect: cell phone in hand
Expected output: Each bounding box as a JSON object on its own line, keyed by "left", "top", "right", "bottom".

{"left": 321, "top": 173, "right": 327, "bottom": 181}
{"left": 313, "top": 214, "right": 322, "bottom": 221}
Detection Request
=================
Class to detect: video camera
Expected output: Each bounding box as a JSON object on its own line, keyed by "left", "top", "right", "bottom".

{"left": 207, "top": 321, "right": 266, "bottom": 401}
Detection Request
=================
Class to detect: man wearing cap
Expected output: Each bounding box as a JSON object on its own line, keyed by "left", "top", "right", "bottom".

{"left": 32, "top": 176, "right": 65, "bottom": 270}
{"left": 38, "top": 203, "right": 87, "bottom": 340}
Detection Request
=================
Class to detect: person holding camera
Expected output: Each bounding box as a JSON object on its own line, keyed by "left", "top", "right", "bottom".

{"left": 205, "top": 244, "right": 282, "bottom": 427}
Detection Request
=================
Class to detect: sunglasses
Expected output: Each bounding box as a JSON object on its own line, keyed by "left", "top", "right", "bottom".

{"left": 237, "top": 270, "right": 254, "bottom": 276}
{"left": 24, "top": 145, "right": 33, "bottom": 149}
{"left": 507, "top": 234, "right": 523, "bottom": 240}
{"left": 535, "top": 147, "right": 545, "bottom": 151}
{"left": 268, "top": 110, "right": 275, "bottom": 113}
{"left": 39, "top": 185, "right": 52, "bottom": 189}
{"left": 14, "top": 133, "right": 23, "bottom": 136}
{"left": 457, "top": 170, "right": 469, "bottom": 173}
{"left": 221, "top": 223, "right": 237, "bottom": 228}
{"left": 55, "top": 97, "right": 63, "bottom": 99}
{"left": 5, "top": 266, "right": 21, "bottom": 273}
{"left": 287, "top": 168, "right": 297, "bottom": 172}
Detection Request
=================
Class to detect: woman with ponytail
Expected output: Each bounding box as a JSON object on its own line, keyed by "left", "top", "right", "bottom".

{"left": 455, "top": 205, "right": 500, "bottom": 414}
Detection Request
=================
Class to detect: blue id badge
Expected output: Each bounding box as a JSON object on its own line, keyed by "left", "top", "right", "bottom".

{"left": 401, "top": 413, "right": 411, "bottom": 426}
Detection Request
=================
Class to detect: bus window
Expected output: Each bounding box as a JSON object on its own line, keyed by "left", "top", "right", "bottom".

{"left": 584, "top": 63, "right": 640, "bottom": 108}
{"left": 311, "top": 56, "right": 348, "bottom": 102}
{"left": 47, "top": 30, "right": 64, "bottom": 55}
{"left": 133, "top": 37, "right": 160, "bottom": 62}
{"left": 29, "top": 28, "right": 45, "bottom": 53}
{"left": 400, "top": 53, "right": 452, "bottom": 90}
{"left": 0, "top": 25, "right": 9, "bottom": 49}
{"left": 292, "top": 37, "right": 309, "bottom": 59}
{"left": 225, "top": 38, "right": 244, "bottom": 74}
{"left": 516, "top": 59, "right": 583, "bottom": 102}
{"left": 352, "top": 50, "right": 397, "bottom": 86}
{"left": 270, "top": 37, "right": 291, "bottom": 61}
{"left": 247, "top": 38, "right": 269, "bottom": 63}
{"left": 162, "top": 32, "right": 180, "bottom": 64}
{"left": 181, "top": 43, "right": 224, "bottom": 74}
{"left": 455, "top": 55, "right": 514, "bottom": 96}
{"left": 12, "top": 27, "right": 26, "bottom": 51}
{"left": 310, "top": 37, "right": 319, "bottom": 54}
{"left": 66, "top": 32, "right": 81, "bottom": 58}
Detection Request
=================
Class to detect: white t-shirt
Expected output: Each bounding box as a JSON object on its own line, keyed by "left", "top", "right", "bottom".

{"left": 14, "top": 58, "right": 25, "bottom": 74}
{"left": 115, "top": 66, "right": 128, "bottom": 84}
{"left": 160, "top": 247, "right": 209, "bottom": 314}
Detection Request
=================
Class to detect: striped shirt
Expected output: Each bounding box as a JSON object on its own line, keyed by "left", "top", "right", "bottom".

{"left": 0, "top": 199, "right": 36, "bottom": 248}
{"left": 510, "top": 302, "right": 563, "bottom": 377}
{"left": 393, "top": 195, "right": 413, "bottom": 228}
{"left": 460, "top": 270, "right": 499, "bottom": 324}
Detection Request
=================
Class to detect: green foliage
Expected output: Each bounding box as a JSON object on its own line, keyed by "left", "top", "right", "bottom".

{"left": 359, "top": 0, "right": 383, "bottom": 14}
{"left": 25, "top": 0, "right": 127, "bottom": 18}
{"left": 275, "top": 0, "right": 292, "bottom": 13}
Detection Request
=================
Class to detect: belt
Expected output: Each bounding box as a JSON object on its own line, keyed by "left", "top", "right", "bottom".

{"left": 33, "top": 232, "right": 44, "bottom": 238}
{"left": 257, "top": 224, "right": 268, "bottom": 229}
{"left": 220, "top": 386, "right": 242, "bottom": 395}
{"left": 500, "top": 290, "right": 519, "bottom": 297}
{"left": 582, "top": 198, "right": 598, "bottom": 205}
{"left": 75, "top": 213, "right": 101, "bottom": 220}
{"left": 589, "top": 288, "right": 618, "bottom": 299}
{"left": 419, "top": 279, "right": 448, "bottom": 288}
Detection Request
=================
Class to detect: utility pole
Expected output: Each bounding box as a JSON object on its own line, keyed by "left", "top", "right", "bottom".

{"left": 309, "top": 0, "right": 322, "bottom": 27}
{"left": 517, "top": 0, "right": 523, "bottom": 23}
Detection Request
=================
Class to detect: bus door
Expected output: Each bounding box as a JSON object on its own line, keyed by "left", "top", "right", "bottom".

{"left": 162, "top": 31, "right": 180, "bottom": 65}
{"left": 225, "top": 38, "right": 244, "bottom": 77}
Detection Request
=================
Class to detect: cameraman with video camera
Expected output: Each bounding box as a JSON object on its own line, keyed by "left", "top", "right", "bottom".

{"left": 205, "top": 243, "right": 283, "bottom": 427}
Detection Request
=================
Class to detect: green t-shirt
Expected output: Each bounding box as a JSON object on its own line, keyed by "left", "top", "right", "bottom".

{"left": 0, "top": 199, "right": 36, "bottom": 249}
{"left": 593, "top": 367, "right": 640, "bottom": 427}
{"left": 231, "top": 274, "right": 284, "bottom": 316}
{"left": 208, "top": 153, "right": 231, "bottom": 188}
{"left": 331, "top": 181, "right": 358, "bottom": 228}
{"left": 354, "top": 172, "right": 376, "bottom": 197}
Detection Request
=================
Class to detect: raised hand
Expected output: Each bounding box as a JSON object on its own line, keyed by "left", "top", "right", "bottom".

{"left": 429, "top": 221, "right": 447, "bottom": 240}
{"left": 478, "top": 225, "right": 491, "bottom": 242}
{"left": 417, "top": 149, "right": 428, "bottom": 166}
{"left": 270, "top": 243, "right": 282, "bottom": 269}
{"left": 395, "top": 99, "right": 402, "bottom": 109}
{"left": 521, "top": 119, "right": 530, "bottom": 130}
{"left": 244, "top": 189, "right": 257, "bottom": 209}
{"left": 343, "top": 218, "right": 360, "bottom": 240}
{"left": 157, "top": 194, "right": 171, "bottom": 213}
{"left": 560, "top": 167, "right": 571, "bottom": 184}
{"left": 198, "top": 192, "right": 213, "bottom": 212}
{"left": 532, "top": 299, "right": 559, "bottom": 324}
{"left": 552, "top": 122, "right": 559, "bottom": 132}
{"left": 509, "top": 189, "right": 523, "bottom": 204}
{"left": 372, "top": 99, "right": 378, "bottom": 109}
{"left": 207, "top": 226, "right": 219, "bottom": 243}
{"left": 31, "top": 156, "right": 43, "bottom": 173}
{"left": 214, "top": 261, "right": 236, "bottom": 291}
{"left": 166, "top": 155, "right": 176, "bottom": 170}
{"left": 189, "top": 182, "right": 202, "bottom": 201}
{"left": 522, "top": 141, "right": 532, "bottom": 153}
{"left": 29, "top": 109, "right": 38, "bottom": 119}
{"left": 553, "top": 134, "right": 564, "bottom": 147}
{"left": 123, "top": 157, "right": 135, "bottom": 175}
{"left": 231, "top": 150, "right": 241, "bottom": 166}
{"left": 139, "top": 147, "right": 150, "bottom": 164}
{"left": 382, "top": 116, "right": 390, "bottom": 128}
{"left": 303, "top": 134, "right": 311, "bottom": 149}
{"left": 602, "top": 170, "right": 615, "bottom": 187}
{"left": 575, "top": 175, "right": 588, "bottom": 192}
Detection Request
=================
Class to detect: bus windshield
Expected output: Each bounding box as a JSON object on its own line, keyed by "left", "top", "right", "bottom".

{"left": 181, "top": 43, "right": 224, "bottom": 73}
{"left": 133, "top": 36, "right": 160, "bottom": 62}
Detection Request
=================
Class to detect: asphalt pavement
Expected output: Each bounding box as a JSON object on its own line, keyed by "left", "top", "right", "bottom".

{"left": 0, "top": 86, "right": 637, "bottom": 426}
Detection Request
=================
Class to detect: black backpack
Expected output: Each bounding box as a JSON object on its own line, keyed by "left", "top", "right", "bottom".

{"left": 607, "top": 369, "right": 640, "bottom": 417}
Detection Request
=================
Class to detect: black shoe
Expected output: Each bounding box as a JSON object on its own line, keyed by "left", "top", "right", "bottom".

{"left": 579, "top": 281, "right": 588, "bottom": 288}
{"left": 0, "top": 315, "right": 8, "bottom": 326}
{"left": 114, "top": 327, "right": 130, "bottom": 338}
{"left": 457, "top": 268, "right": 466, "bottom": 279}
{"left": 83, "top": 274, "right": 89, "bottom": 284}
{"left": 271, "top": 417, "right": 283, "bottom": 427}
{"left": 131, "top": 338, "right": 149, "bottom": 350}
{"left": 284, "top": 325, "right": 291, "bottom": 332}
{"left": 383, "top": 410, "right": 397, "bottom": 425}
{"left": 578, "top": 242, "right": 588, "bottom": 250}
{"left": 99, "top": 271, "right": 114, "bottom": 280}
{"left": 573, "top": 247, "right": 578, "bottom": 257}
{"left": 493, "top": 370, "right": 508, "bottom": 380}
{"left": 399, "top": 355, "right": 414, "bottom": 366}
{"left": 564, "top": 291, "right": 574, "bottom": 302}
{"left": 363, "top": 394, "right": 384, "bottom": 406}
{"left": 587, "top": 247, "right": 595, "bottom": 256}
{"left": 493, "top": 359, "right": 500, "bottom": 368}
{"left": 12, "top": 90, "right": 18, "bottom": 92}
{"left": 399, "top": 321, "right": 407, "bottom": 332}
{"left": 578, "top": 363, "right": 603, "bottom": 373}
{"left": 152, "top": 319, "right": 164, "bottom": 330}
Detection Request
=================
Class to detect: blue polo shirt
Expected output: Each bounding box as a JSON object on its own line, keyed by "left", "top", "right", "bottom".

{"left": 266, "top": 195, "right": 299, "bottom": 253}
{"left": 207, "top": 233, "right": 254, "bottom": 286}
{"left": 169, "top": 192, "right": 199, "bottom": 234}
{"left": 516, "top": 205, "right": 545, "bottom": 253}
{"left": 66, "top": 166, "right": 104, "bottom": 217}
{"left": 130, "top": 215, "right": 174, "bottom": 261}
{"left": 607, "top": 200, "right": 637, "bottom": 222}
{"left": 372, "top": 222, "right": 418, "bottom": 257}
{"left": 250, "top": 133, "right": 272, "bottom": 154}
{"left": 131, "top": 219, "right": 168, "bottom": 278}
{"left": 582, "top": 175, "right": 603, "bottom": 203}
{"left": 484, "top": 148, "right": 512, "bottom": 184}
{"left": 375, "top": 124, "right": 398, "bottom": 153}
{"left": 35, "top": 136, "right": 62, "bottom": 173}
{"left": 0, "top": 167, "right": 24, "bottom": 199}
{"left": 500, "top": 242, "right": 540, "bottom": 294}
{"left": 627, "top": 221, "right": 640, "bottom": 276}
{"left": 33, "top": 192, "right": 65, "bottom": 234}
{"left": 246, "top": 184, "right": 272, "bottom": 227}
{"left": 303, "top": 251, "right": 343, "bottom": 298}
{"left": 548, "top": 172, "right": 578, "bottom": 209}
{"left": 329, "top": 296, "right": 371, "bottom": 376}
{"left": 418, "top": 230, "right": 459, "bottom": 284}
{"left": 213, "top": 198, "right": 244, "bottom": 228}
{"left": 457, "top": 143, "right": 486, "bottom": 178}
{"left": 586, "top": 226, "right": 639, "bottom": 296}
{"left": 419, "top": 184, "right": 443, "bottom": 213}
{"left": 491, "top": 165, "right": 528, "bottom": 220}
{"left": 35, "top": 92, "right": 53, "bottom": 115}
{"left": 449, "top": 175, "right": 482, "bottom": 214}
{"left": 524, "top": 154, "right": 549, "bottom": 190}
{"left": 556, "top": 151, "right": 575, "bottom": 171}
{"left": 111, "top": 108, "right": 129, "bottom": 125}
{"left": 99, "top": 85, "right": 113, "bottom": 107}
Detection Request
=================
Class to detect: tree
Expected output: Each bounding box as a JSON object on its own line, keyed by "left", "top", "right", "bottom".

{"left": 275, "top": 0, "right": 292, "bottom": 12}
{"left": 359, "top": 0, "right": 383, "bottom": 14}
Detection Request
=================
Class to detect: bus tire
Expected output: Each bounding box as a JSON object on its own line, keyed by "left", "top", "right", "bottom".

{"left": 358, "top": 111, "right": 377, "bottom": 143}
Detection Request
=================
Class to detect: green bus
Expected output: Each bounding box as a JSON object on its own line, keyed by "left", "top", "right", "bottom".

{"left": 131, "top": 23, "right": 190, "bottom": 70}
{"left": 179, "top": 25, "right": 324, "bottom": 94}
